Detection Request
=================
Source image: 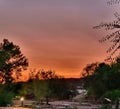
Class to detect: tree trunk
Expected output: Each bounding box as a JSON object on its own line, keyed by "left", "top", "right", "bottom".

{"left": 115, "top": 98, "right": 119, "bottom": 109}
{"left": 46, "top": 96, "right": 49, "bottom": 105}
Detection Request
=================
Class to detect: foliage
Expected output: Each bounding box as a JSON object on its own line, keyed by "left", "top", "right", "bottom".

{"left": 93, "top": 0, "right": 120, "bottom": 61}
{"left": 90, "top": 1, "right": 120, "bottom": 103}
{"left": 82, "top": 63, "right": 98, "bottom": 77}
{"left": 0, "top": 39, "right": 28, "bottom": 83}
{"left": 28, "top": 69, "right": 60, "bottom": 80}
{"left": 33, "top": 79, "right": 50, "bottom": 104}
{"left": 107, "top": 0, "right": 120, "bottom": 5}
{"left": 103, "top": 90, "right": 120, "bottom": 103}
{"left": 12, "top": 82, "right": 23, "bottom": 95}
{"left": 28, "top": 70, "right": 66, "bottom": 98}
{"left": 83, "top": 58, "right": 120, "bottom": 100}
{"left": 48, "top": 78, "right": 70, "bottom": 99}
{"left": 19, "top": 82, "right": 32, "bottom": 97}
{"left": 11, "top": 69, "right": 76, "bottom": 103}
{"left": 21, "top": 70, "right": 74, "bottom": 101}
{"left": 100, "top": 104, "right": 111, "bottom": 109}
{"left": 0, "top": 39, "right": 28, "bottom": 106}
{"left": 0, "top": 85, "right": 15, "bottom": 106}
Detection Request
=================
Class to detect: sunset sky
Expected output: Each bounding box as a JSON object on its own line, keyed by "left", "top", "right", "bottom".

{"left": 0, "top": 0, "right": 120, "bottom": 79}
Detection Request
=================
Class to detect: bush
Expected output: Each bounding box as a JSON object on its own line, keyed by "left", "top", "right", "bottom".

{"left": 103, "top": 90, "right": 120, "bottom": 103}
{"left": 100, "top": 104, "right": 111, "bottom": 109}
{"left": 0, "top": 90, "right": 14, "bottom": 107}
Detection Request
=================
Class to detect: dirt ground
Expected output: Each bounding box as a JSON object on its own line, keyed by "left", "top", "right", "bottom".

{"left": 0, "top": 100, "right": 103, "bottom": 109}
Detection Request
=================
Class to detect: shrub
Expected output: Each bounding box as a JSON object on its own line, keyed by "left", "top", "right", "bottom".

{"left": 0, "top": 90, "right": 14, "bottom": 107}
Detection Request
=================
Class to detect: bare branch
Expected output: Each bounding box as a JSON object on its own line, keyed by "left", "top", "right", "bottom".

{"left": 107, "top": 0, "right": 120, "bottom": 5}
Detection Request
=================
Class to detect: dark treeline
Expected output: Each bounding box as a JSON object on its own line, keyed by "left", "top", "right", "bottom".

{"left": 0, "top": 67, "right": 79, "bottom": 106}
{"left": 0, "top": 39, "right": 79, "bottom": 106}
{"left": 89, "top": 1, "right": 120, "bottom": 108}
{"left": 82, "top": 57, "right": 120, "bottom": 104}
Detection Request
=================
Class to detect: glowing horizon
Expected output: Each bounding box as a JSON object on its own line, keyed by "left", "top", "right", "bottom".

{"left": 0, "top": 0, "right": 119, "bottom": 79}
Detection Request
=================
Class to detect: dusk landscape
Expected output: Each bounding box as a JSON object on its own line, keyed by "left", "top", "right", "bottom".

{"left": 0, "top": 0, "right": 120, "bottom": 109}
{"left": 0, "top": 0, "right": 117, "bottom": 79}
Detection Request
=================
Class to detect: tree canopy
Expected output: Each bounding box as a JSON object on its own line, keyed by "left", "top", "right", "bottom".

{"left": 0, "top": 39, "right": 28, "bottom": 83}
{"left": 83, "top": 58, "right": 120, "bottom": 101}
{"left": 93, "top": 1, "right": 120, "bottom": 61}
{"left": 107, "top": 0, "right": 120, "bottom": 5}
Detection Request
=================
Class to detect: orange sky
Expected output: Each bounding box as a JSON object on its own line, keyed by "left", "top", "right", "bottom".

{"left": 0, "top": 0, "right": 120, "bottom": 79}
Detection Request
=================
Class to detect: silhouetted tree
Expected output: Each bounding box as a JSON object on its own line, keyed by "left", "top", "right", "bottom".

{"left": 32, "top": 79, "right": 50, "bottom": 104}
{"left": 28, "top": 69, "right": 60, "bottom": 81}
{"left": 83, "top": 57, "right": 120, "bottom": 100}
{"left": 82, "top": 63, "right": 98, "bottom": 91}
{"left": 27, "top": 69, "right": 71, "bottom": 101}
{"left": 36, "top": 70, "right": 60, "bottom": 80}
{"left": 0, "top": 39, "right": 28, "bottom": 84}
{"left": 82, "top": 63, "right": 98, "bottom": 77}
{"left": 107, "top": 0, "right": 120, "bottom": 5}
{"left": 93, "top": 1, "right": 120, "bottom": 61}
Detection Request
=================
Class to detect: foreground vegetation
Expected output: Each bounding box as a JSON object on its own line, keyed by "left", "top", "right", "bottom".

{"left": 82, "top": 58, "right": 120, "bottom": 109}
{"left": 0, "top": 72, "right": 78, "bottom": 107}
{"left": 1, "top": 39, "right": 120, "bottom": 109}
{"left": 0, "top": 39, "right": 78, "bottom": 107}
